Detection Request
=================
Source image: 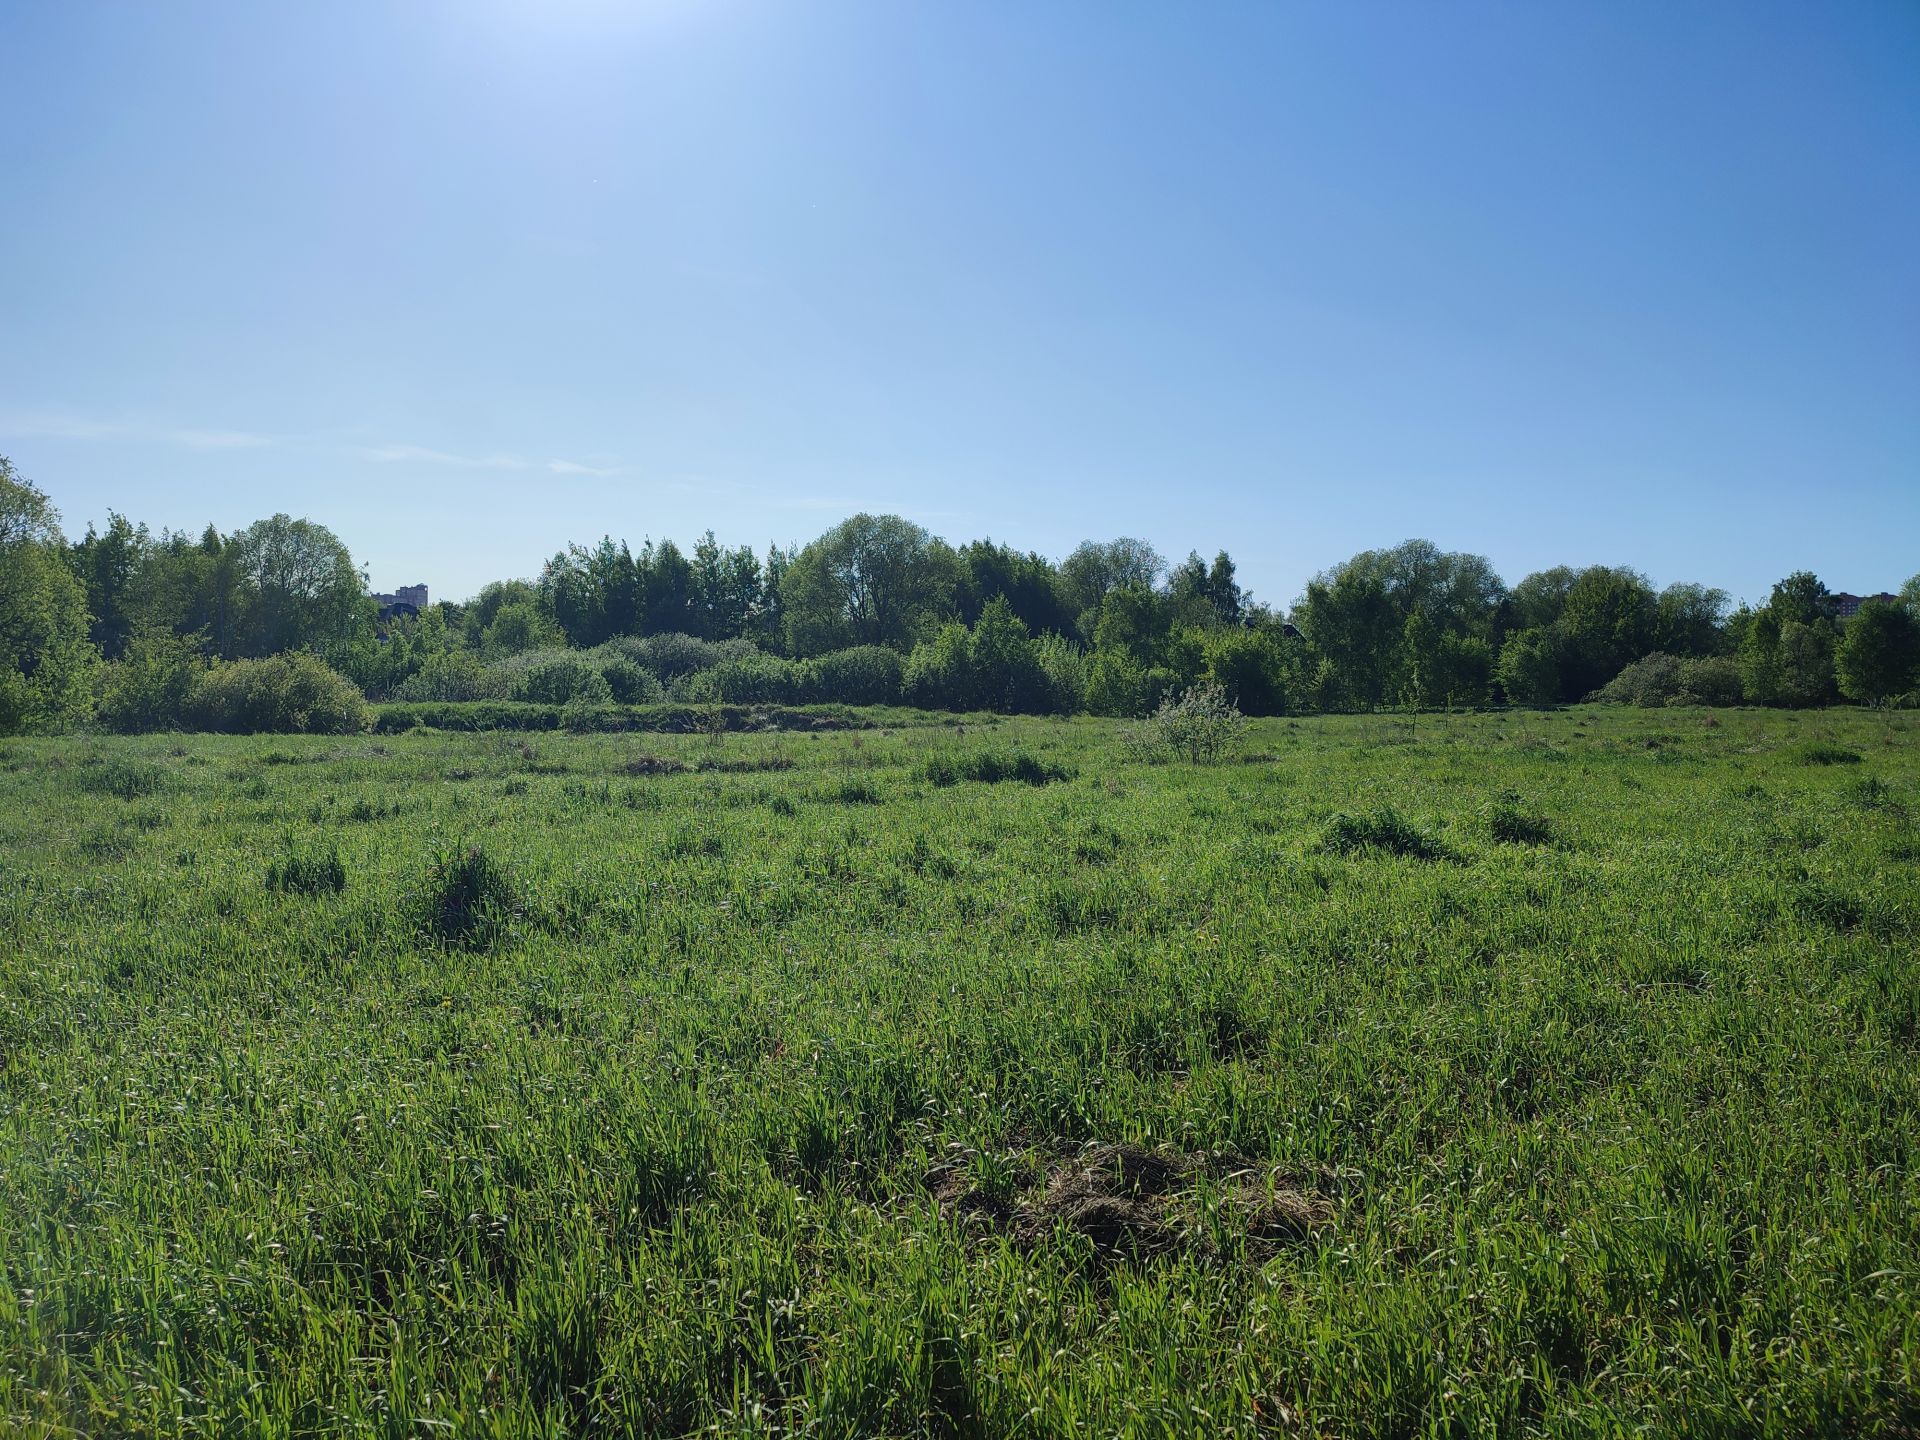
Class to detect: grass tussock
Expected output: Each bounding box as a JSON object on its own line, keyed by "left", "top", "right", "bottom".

{"left": 79, "top": 756, "right": 171, "bottom": 800}
{"left": 412, "top": 842, "right": 517, "bottom": 947}
{"left": 919, "top": 748, "right": 1074, "bottom": 787}
{"left": 1483, "top": 789, "right": 1555, "bottom": 845}
{"left": 1319, "top": 805, "right": 1451, "bottom": 860}
{"left": 266, "top": 839, "right": 347, "bottom": 895}
{"left": 1790, "top": 740, "right": 1864, "bottom": 766}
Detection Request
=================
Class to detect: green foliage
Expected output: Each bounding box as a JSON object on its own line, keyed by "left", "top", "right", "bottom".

{"left": 1131, "top": 681, "right": 1247, "bottom": 764}
{"left": 1595, "top": 652, "right": 1746, "bottom": 708}
{"left": 94, "top": 627, "right": 209, "bottom": 732}
{"left": 1837, "top": 600, "right": 1920, "bottom": 704}
{"left": 1202, "top": 628, "right": 1289, "bottom": 716}
{"left": 1296, "top": 541, "right": 1504, "bottom": 708}
{"left": 0, "top": 458, "right": 98, "bottom": 734}
{"left": 227, "top": 513, "right": 366, "bottom": 656}
{"left": 803, "top": 645, "right": 905, "bottom": 706}
{"left": 595, "top": 656, "right": 665, "bottom": 705}
{"left": 390, "top": 650, "right": 507, "bottom": 703}
{"left": 686, "top": 651, "right": 800, "bottom": 704}
{"left": 183, "top": 653, "right": 370, "bottom": 734}
{"left": 1059, "top": 537, "right": 1165, "bottom": 616}
{"left": 904, "top": 602, "right": 1056, "bottom": 714}
{"left": 509, "top": 654, "right": 616, "bottom": 706}
{"left": 1496, "top": 626, "right": 1564, "bottom": 706}
{"left": 782, "top": 513, "right": 961, "bottom": 654}
{"left": 1775, "top": 619, "right": 1837, "bottom": 707}
{"left": 482, "top": 599, "right": 564, "bottom": 658}
{"left": 1085, "top": 649, "right": 1148, "bottom": 717}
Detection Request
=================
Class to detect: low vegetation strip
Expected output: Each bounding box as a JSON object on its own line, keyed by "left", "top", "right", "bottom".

{"left": 369, "top": 700, "right": 966, "bottom": 734}
{"left": 0, "top": 706, "right": 1915, "bottom": 1434}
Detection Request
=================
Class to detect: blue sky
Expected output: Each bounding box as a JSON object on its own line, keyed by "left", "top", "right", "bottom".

{"left": 2, "top": 0, "right": 1914, "bottom": 609}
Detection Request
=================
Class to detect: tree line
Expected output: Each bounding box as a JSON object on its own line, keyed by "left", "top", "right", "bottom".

{"left": 4, "top": 455, "right": 1917, "bottom": 734}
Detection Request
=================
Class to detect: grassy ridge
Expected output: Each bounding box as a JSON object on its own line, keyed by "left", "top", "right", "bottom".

{"left": 0, "top": 708, "right": 1916, "bottom": 1435}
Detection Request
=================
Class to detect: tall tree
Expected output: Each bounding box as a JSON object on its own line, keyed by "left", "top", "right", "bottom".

{"left": 0, "top": 457, "right": 98, "bottom": 732}
{"left": 229, "top": 514, "right": 367, "bottom": 656}
{"left": 67, "top": 511, "right": 151, "bottom": 660}
{"left": 781, "top": 514, "right": 960, "bottom": 655}
{"left": 1836, "top": 600, "right": 1920, "bottom": 704}
{"left": 1059, "top": 538, "right": 1166, "bottom": 618}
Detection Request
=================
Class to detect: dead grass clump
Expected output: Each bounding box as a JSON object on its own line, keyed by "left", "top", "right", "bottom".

{"left": 927, "top": 1140, "right": 1332, "bottom": 1266}
{"left": 623, "top": 754, "right": 688, "bottom": 776}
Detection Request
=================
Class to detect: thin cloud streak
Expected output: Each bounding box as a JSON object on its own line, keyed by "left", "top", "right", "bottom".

{"left": 362, "top": 444, "right": 625, "bottom": 477}
{"left": 0, "top": 408, "right": 269, "bottom": 450}
{"left": 168, "top": 428, "right": 272, "bottom": 450}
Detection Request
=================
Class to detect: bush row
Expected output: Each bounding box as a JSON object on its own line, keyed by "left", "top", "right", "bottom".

{"left": 100, "top": 649, "right": 370, "bottom": 735}
{"left": 370, "top": 701, "right": 879, "bottom": 734}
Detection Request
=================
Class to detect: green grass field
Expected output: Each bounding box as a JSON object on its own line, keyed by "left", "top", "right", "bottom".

{"left": 2, "top": 707, "right": 1917, "bottom": 1437}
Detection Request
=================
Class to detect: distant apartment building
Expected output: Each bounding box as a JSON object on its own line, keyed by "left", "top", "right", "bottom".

{"left": 374, "top": 583, "right": 429, "bottom": 619}
{"left": 1829, "top": 592, "right": 1897, "bottom": 619}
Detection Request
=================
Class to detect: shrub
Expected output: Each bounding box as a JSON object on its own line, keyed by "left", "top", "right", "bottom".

{"left": 686, "top": 652, "right": 799, "bottom": 704}
{"left": 1595, "top": 653, "right": 1685, "bottom": 707}
{"left": 1596, "top": 653, "right": 1745, "bottom": 708}
{"left": 1034, "top": 634, "right": 1088, "bottom": 715}
{"left": 1085, "top": 651, "right": 1148, "bottom": 717}
{"left": 183, "top": 653, "right": 370, "bottom": 734}
{"left": 1136, "top": 682, "right": 1247, "bottom": 764}
{"left": 267, "top": 839, "right": 347, "bottom": 895}
{"left": 1204, "top": 629, "right": 1288, "bottom": 716}
{"left": 903, "top": 625, "right": 974, "bottom": 710}
{"left": 919, "top": 749, "right": 1074, "bottom": 786}
{"left": 392, "top": 652, "right": 506, "bottom": 703}
{"left": 510, "top": 655, "right": 614, "bottom": 706}
{"left": 597, "top": 657, "right": 665, "bottom": 705}
{"left": 1675, "top": 656, "right": 1744, "bottom": 707}
{"left": 804, "top": 646, "right": 904, "bottom": 706}
{"left": 95, "top": 629, "right": 207, "bottom": 732}
{"left": 612, "top": 633, "right": 727, "bottom": 681}
{"left": 1320, "top": 806, "right": 1450, "bottom": 860}
{"left": 412, "top": 843, "right": 517, "bottom": 947}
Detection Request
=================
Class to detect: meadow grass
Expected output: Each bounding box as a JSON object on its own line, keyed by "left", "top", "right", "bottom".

{"left": 0, "top": 707, "right": 1916, "bottom": 1436}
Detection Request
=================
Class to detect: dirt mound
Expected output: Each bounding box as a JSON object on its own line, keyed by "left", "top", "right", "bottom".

{"left": 926, "top": 1139, "right": 1332, "bottom": 1265}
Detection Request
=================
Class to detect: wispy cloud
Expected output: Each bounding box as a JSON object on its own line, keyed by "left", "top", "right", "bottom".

{"left": 360, "top": 444, "right": 528, "bottom": 469}
{"left": 362, "top": 444, "right": 625, "bottom": 477}
{"left": 545, "top": 458, "right": 624, "bottom": 478}
{"left": 0, "top": 407, "right": 273, "bottom": 451}
{"left": 169, "top": 428, "right": 272, "bottom": 451}
{"left": 780, "top": 495, "right": 859, "bottom": 511}
{"left": 0, "top": 408, "right": 126, "bottom": 442}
